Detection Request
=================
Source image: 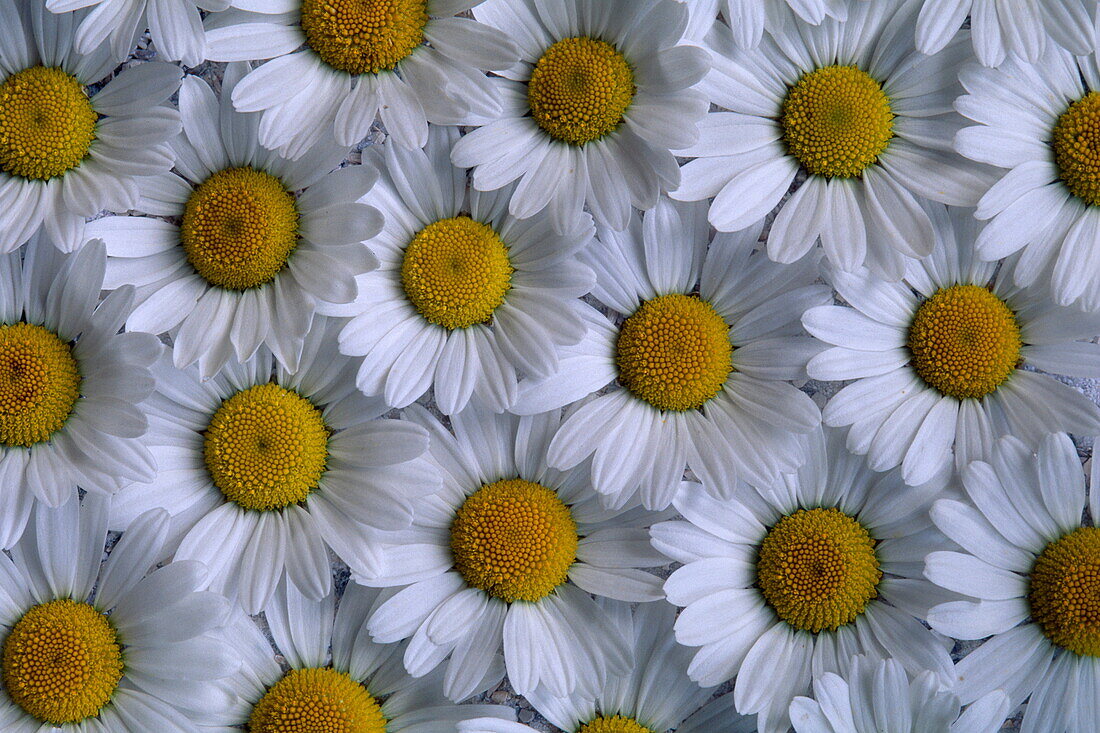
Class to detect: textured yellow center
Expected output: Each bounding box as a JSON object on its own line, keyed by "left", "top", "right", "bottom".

{"left": 181, "top": 167, "right": 300, "bottom": 291}
{"left": 401, "top": 215, "right": 513, "bottom": 330}
{"left": 300, "top": 0, "right": 428, "bottom": 75}
{"left": 451, "top": 478, "right": 578, "bottom": 603}
{"left": 204, "top": 384, "right": 329, "bottom": 512}
{"left": 527, "top": 36, "right": 636, "bottom": 146}
{"left": 907, "top": 285, "right": 1021, "bottom": 401}
{"left": 0, "top": 323, "right": 81, "bottom": 448}
{"left": 2, "top": 600, "right": 123, "bottom": 725}
{"left": 1053, "top": 91, "right": 1100, "bottom": 206}
{"left": 249, "top": 667, "right": 386, "bottom": 733}
{"left": 781, "top": 65, "right": 895, "bottom": 178}
{"left": 615, "top": 293, "right": 732, "bottom": 412}
{"left": 578, "top": 715, "right": 653, "bottom": 733}
{"left": 756, "top": 508, "right": 881, "bottom": 633}
{"left": 0, "top": 66, "right": 96, "bottom": 180}
{"left": 1029, "top": 526, "right": 1100, "bottom": 658}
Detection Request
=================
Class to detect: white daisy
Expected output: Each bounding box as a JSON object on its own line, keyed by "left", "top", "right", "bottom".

{"left": 924, "top": 432, "right": 1100, "bottom": 732}
{"left": 0, "top": 238, "right": 159, "bottom": 547}
{"left": 652, "top": 425, "right": 957, "bottom": 733}
{"left": 454, "top": 0, "right": 710, "bottom": 233}
{"left": 0, "top": 1, "right": 182, "bottom": 253}
{"left": 512, "top": 198, "right": 827, "bottom": 510}
{"left": 357, "top": 405, "right": 669, "bottom": 701}
{"left": 110, "top": 316, "right": 441, "bottom": 615}
{"left": 789, "top": 655, "right": 1010, "bottom": 733}
{"left": 672, "top": 0, "right": 990, "bottom": 279}
{"left": 329, "top": 125, "right": 595, "bottom": 415}
{"left": 88, "top": 65, "right": 382, "bottom": 378}
{"left": 0, "top": 496, "right": 239, "bottom": 732}
{"left": 803, "top": 203, "right": 1100, "bottom": 487}
{"left": 202, "top": 0, "right": 519, "bottom": 155}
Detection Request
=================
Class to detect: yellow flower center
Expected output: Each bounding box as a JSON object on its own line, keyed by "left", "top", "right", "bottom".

{"left": 1029, "top": 526, "right": 1100, "bottom": 658}
{"left": 615, "top": 293, "right": 732, "bottom": 412}
{"left": 527, "top": 36, "right": 636, "bottom": 146}
{"left": 2, "top": 600, "right": 123, "bottom": 725}
{"left": 203, "top": 383, "right": 330, "bottom": 512}
{"left": 181, "top": 167, "right": 300, "bottom": 291}
{"left": 0, "top": 66, "right": 97, "bottom": 181}
{"left": 400, "top": 215, "right": 513, "bottom": 330}
{"left": 907, "top": 285, "right": 1021, "bottom": 401}
{"left": 780, "top": 65, "right": 895, "bottom": 178}
{"left": 0, "top": 323, "right": 81, "bottom": 448}
{"left": 450, "top": 478, "right": 578, "bottom": 603}
{"left": 578, "top": 715, "right": 653, "bottom": 733}
{"left": 299, "top": 0, "right": 429, "bottom": 75}
{"left": 1052, "top": 91, "right": 1100, "bottom": 206}
{"left": 249, "top": 667, "right": 387, "bottom": 733}
{"left": 756, "top": 508, "right": 881, "bottom": 633}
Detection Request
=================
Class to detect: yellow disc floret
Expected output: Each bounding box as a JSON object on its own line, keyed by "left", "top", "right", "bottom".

{"left": 0, "top": 66, "right": 97, "bottom": 180}
{"left": 451, "top": 478, "right": 578, "bottom": 603}
{"left": 1052, "top": 91, "right": 1100, "bottom": 206}
{"left": 2, "top": 599, "right": 123, "bottom": 725}
{"left": 204, "top": 383, "right": 330, "bottom": 512}
{"left": 0, "top": 323, "right": 81, "bottom": 448}
{"left": 300, "top": 0, "right": 429, "bottom": 75}
{"left": 401, "top": 215, "right": 513, "bottom": 330}
{"left": 616, "top": 293, "right": 732, "bottom": 412}
{"left": 756, "top": 508, "right": 882, "bottom": 633}
{"left": 181, "top": 167, "right": 300, "bottom": 291}
{"left": 907, "top": 285, "right": 1021, "bottom": 401}
{"left": 249, "top": 667, "right": 387, "bottom": 733}
{"left": 527, "top": 36, "right": 636, "bottom": 146}
{"left": 1029, "top": 526, "right": 1100, "bottom": 657}
{"left": 781, "top": 65, "right": 895, "bottom": 178}
{"left": 578, "top": 715, "right": 653, "bottom": 733}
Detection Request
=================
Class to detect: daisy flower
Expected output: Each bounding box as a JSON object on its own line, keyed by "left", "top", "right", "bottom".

{"left": 803, "top": 203, "right": 1100, "bottom": 487}
{"left": 512, "top": 198, "right": 828, "bottom": 510}
{"left": 924, "top": 432, "right": 1100, "bottom": 732}
{"left": 454, "top": 0, "right": 710, "bottom": 233}
{"left": 652, "top": 426, "right": 957, "bottom": 733}
{"left": 0, "top": 1, "right": 181, "bottom": 253}
{"left": 0, "top": 496, "right": 239, "bottom": 732}
{"left": 202, "top": 0, "right": 519, "bottom": 155}
{"left": 88, "top": 66, "right": 382, "bottom": 378}
{"left": 110, "top": 316, "right": 440, "bottom": 615}
{"left": 328, "top": 125, "right": 594, "bottom": 415}
{"left": 672, "top": 0, "right": 989, "bottom": 279}
{"left": 0, "top": 238, "right": 159, "bottom": 546}
{"left": 358, "top": 405, "right": 669, "bottom": 701}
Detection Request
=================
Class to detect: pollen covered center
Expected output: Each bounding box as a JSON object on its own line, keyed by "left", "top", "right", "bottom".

{"left": 616, "top": 293, "right": 732, "bottom": 412}
{"left": 756, "top": 507, "right": 881, "bottom": 633}
{"left": 451, "top": 478, "right": 579, "bottom": 603}
{"left": 578, "top": 715, "right": 653, "bottom": 733}
{"left": 527, "top": 36, "right": 636, "bottom": 146}
{"left": 249, "top": 667, "right": 387, "bottom": 733}
{"left": 204, "top": 383, "right": 330, "bottom": 512}
{"left": 0, "top": 66, "right": 97, "bottom": 180}
{"left": 1052, "top": 91, "right": 1100, "bottom": 206}
{"left": 781, "top": 64, "right": 895, "bottom": 178}
{"left": 2, "top": 599, "right": 123, "bottom": 725}
{"left": 0, "top": 322, "right": 81, "bottom": 448}
{"left": 1029, "top": 526, "right": 1100, "bottom": 657}
{"left": 181, "top": 167, "right": 300, "bottom": 291}
{"left": 907, "top": 285, "right": 1021, "bottom": 400}
{"left": 401, "top": 215, "right": 513, "bottom": 330}
{"left": 300, "top": 0, "right": 429, "bottom": 75}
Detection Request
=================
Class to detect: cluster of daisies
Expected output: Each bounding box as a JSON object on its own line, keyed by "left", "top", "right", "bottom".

{"left": 4, "top": 0, "right": 1100, "bottom": 730}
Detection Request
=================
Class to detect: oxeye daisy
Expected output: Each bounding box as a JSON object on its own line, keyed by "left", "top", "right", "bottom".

{"left": 88, "top": 66, "right": 381, "bottom": 378}
{"left": 924, "top": 432, "right": 1100, "bottom": 732}
{"left": 0, "top": 1, "right": 182, "bottom": 253}
{"left": 201, "top": 0, "right": 519, "bottom": 155}
{"left": 673, "top": 0, "right": 990, "bottom": 279}
{"left": 110, "top": 316, "right": 440, "bottom": 615}
{"left": 512, "top": 198, "right": 828, "bottom": 510}
{"left": 803, "top": 203, "right": 1100, "bottom": 487}
{"left": 357, "top": 405, "right": 669, "bottom": 701}
{"left": 652, "top": 426, "right": 957, "bottom": 733}
{"left": 453, "top": 0, "right": 710, "bottom": 233}
{"left": 329, "top": 125, "right": 595, "bottom": 415}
